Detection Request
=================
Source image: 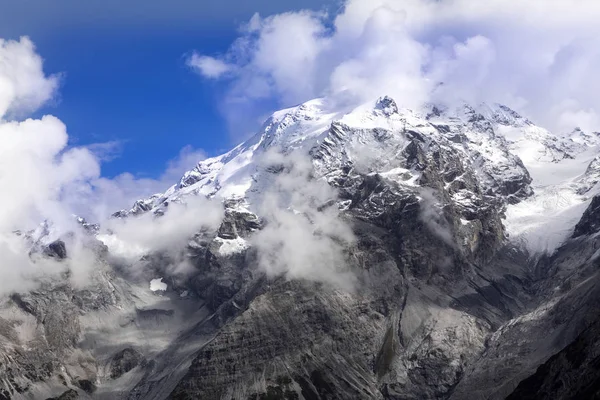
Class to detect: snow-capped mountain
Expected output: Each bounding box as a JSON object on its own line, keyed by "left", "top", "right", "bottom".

{"left": 4, "top": 96, "right": 600, "bottom": 399}
{"left": 115, "top": 96, "right": 600, "bottom": 258}
{"left": 119, "top": 97, "right": 535, "bottom": 212}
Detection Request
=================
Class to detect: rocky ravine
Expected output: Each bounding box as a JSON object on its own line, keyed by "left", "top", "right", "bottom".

{"left": 2, "top": 97, "right": 600, "bottom": 399}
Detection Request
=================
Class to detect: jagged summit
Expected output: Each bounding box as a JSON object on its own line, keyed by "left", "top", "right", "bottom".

{"left": 113, "top": 96, "right": 600, "bottom": 256}
{"left": 374, "top": 95, "right": 399, "bottom": 116}
{"left": 117, "top": 98, "right": 535, "bottom": 213}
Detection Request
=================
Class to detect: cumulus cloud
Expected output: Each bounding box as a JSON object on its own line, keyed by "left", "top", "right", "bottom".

{"left": 0, "top": 37, "right": 59, "bottom": 118}
{"left": 251, "top": 148, "right": 356, "bottom": 290}
{"left": 190, "top": 0, "right": 600, "bottom": 135}
{"left": 0, "top": 116, "right": 98, "bottom": 232}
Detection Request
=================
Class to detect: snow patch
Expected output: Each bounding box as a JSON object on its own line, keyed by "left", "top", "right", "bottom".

{"left": 379, "top": 167, "right": 420, "bottom": 186}
{"left": 150, "top": 278, "right": 167, "bottom": 292}
{"left": 505, "top": 187, "right": 591, "bottom": 254}
{"left": 216, "top": 237, "right": 249, "bottom": 256}
{"left": 503, "top": 141, "right": 600, "bottom": 254}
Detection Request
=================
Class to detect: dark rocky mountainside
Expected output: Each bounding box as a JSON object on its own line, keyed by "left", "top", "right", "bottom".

{"left": 2, "top": 97, "right": 600, "bottom": 399}
{"left": 506, "top": 315, "right": 600, "bottom": 400}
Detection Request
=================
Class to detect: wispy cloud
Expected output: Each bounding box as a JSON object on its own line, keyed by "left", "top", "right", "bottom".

{"left": 86, "top": 140, "right": 123, "bottom": 162}
{"left": 251, "top": 148, "right": 356, "bottom": 290}
{"left": 100, "top": 196, "right": 223, "bottom": 267}
{"left": 187, "top": 52, "right": 234, "bottom": 79}
{"left": 63, "top": 143, "right": 207, "bottom": 223}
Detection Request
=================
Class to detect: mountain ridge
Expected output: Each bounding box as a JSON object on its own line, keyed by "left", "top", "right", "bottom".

{"left": 112, "top": 95, "right": 600, "bottom": 258}
{"left": 3, "top": 96, "right": 600, "bottom": 399}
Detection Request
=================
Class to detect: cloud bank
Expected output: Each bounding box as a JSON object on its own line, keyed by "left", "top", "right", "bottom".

{"left": 189, "top": 0, "right": 600, "bottom": 134}
{"left": 0, "top": 37, "right": 100, "bottom": 294}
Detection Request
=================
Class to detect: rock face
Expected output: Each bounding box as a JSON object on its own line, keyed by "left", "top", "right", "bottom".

{"left": 109, "top": 348, "right": 147, "bottom": 379}
{"left": 3, "top": 96, "right": 600, "bottom": 399}
{"left": 46, "top": 389, "right": 79, "bottom": 400}
{"left": 506, "top": 317, "right": 600, "bottom": 400}
{"left": 44, "top": 240, "right": 68, "bottom": 259}
{"left": 573, "top": 195, "right": 600, "bottom": 237}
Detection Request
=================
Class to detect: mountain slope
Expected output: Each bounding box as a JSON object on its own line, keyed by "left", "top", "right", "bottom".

{"left": 3, "top": 96, "right": 600, "bottom": 399}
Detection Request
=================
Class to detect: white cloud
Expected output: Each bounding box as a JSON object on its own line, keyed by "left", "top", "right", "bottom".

{"left": 0, "top": 37, "right": 58, "bottom": 118}
{"left": 190, "top": 0, "right": 600, "bottom": 134}
{"left": 101, "top": 196, "right": 223, "bottom": 262}
{"left": 187, "top": 52, "right": 233, "bottom": 79}
{"left": 86, "top": 140, "right": 123, "bottom": 162}
{"left": 0, "top": 114, "right": 99, "bottom": 235}
{"left": 251, "top": 149, "right": 356, "bottom": 290}
{"left": 556, "top": 106, "right": 600, "bottom": 134}
{"left": 0, "top": 39, "right": 102, "bottom": 294}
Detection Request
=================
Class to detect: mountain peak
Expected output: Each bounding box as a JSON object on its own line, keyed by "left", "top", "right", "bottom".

{"left": 374, "top": 95, "right": 398, "bottom": 116}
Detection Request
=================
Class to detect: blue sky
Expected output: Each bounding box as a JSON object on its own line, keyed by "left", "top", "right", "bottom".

{"left": 0, "top": 0, "right": 337, "bottom": 178}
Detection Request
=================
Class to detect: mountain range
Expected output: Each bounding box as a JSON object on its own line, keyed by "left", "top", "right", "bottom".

{"left": 2, "top": 96, "right": 600, "bottom": 399}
